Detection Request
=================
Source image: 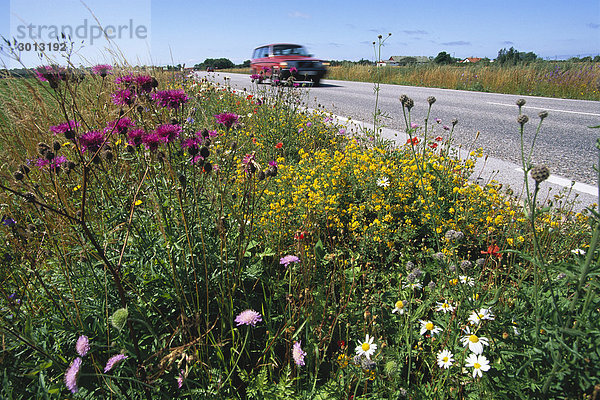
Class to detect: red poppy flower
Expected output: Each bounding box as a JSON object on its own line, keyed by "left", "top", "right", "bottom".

{"left": 275, "top": 142, "right": 283, "bottom": 149}
{"left": 435, "top": 136, "right": 443, "bottom": 141}
{"left": 481, "top": 244, "right": 502, "bottom": 259}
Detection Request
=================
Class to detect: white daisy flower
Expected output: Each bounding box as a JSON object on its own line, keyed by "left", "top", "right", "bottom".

{"left": 468, "top": 308, "right": 495, "bottom": 325}
{"left": 419, "top": 320, "right": 442, "bottom": 336}
{"left": 376, "top": 176, "right": 390, "bottom": 188}
{"left": 436, "top": 349, "right": 454, "bottom": 369}
{"left": 459, "top": 275, "right": 475, "bottom": 286}
{"left": 571, "top": 248, "right": 585, "bottom": 255}
{"left": 435, "top": 301, "right": 455, "bottom": 314}
{"left": 464, "top": 353, "right": 490, "bottom": 378}
{"left": 460, "top": 327, "right": 490, "bottom": 354}
{"left": 403, "top": 280, "right": 423, "bottom": 290}
{"left": 355, "top": 334, "right": 377, "bottom": 359}
{"left": 392, "top": 300, "right": 406, "bottom": 314}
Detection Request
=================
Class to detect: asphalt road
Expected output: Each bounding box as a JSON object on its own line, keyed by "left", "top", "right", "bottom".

{"left": 196, "top": 71, "right": 600, "bottom": 210}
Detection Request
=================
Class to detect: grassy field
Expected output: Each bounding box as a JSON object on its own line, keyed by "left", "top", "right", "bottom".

{"left": 225, "top": 62, "right": 600, "bottom": 100}
{"left": 0, "top": 65, "right": 598, "bottom": 399}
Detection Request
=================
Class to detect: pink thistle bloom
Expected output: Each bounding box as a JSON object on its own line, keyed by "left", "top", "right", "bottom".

{"left": 411, "top": 123, "right": 419, "bottom": 129}
{"left": 235, "top": 309, "right": 262, "bottom": 327}
{"left": 104, "top": 354, "right": 128, "bottom": 373}
{"left": 64, "top": 357, "right": 82, "bottom": 393}
{"left": 292, "top": 341, "right": 307, "bottom": 366}
{"left": 177, "top": 369, "right": 185, "bottom": 388}
{"left": 91, "top": 64, "right": 113, "bottom": 76}
{"left": 142, "top": 132, "right": 163, "bottom": 151}
{"left": 214, "top": 112, "right": 239, "bottom": 129}
{"left": 435, "top": 118, "right": 441, "bottom": 123}
{"left": 115, "top": 74, "right": 134, "bottom": 85}
{"left": 135, "top": 75, "right": 154, "bottom": 92}
{"left": 280, "top": 255, "right": 300, "bottom": 267}
{"left": 78, "top": 130, "right": 105, "bottom": 153}
{"left": 152, "top": 89, "right": 189, "bottom": 109}
{"left": 112, "top": 88, "right": 136, "bottom": 106}
{"left": 76, "top": 335, "right": 90, "bottom": 357}
{"left": 50, "top": 120, "right": 80, "bottom": 136}
{"left": 127, "top": 128, "right": 146, "bottom": 147}
{"left": 154, "top": 124, "right": 182, "bottom": 143}
{"left": 106, "top": 117, "right": 135, "bottom": 134}
{"left": 443, "top": 125, "right": 450, "bottom": 131}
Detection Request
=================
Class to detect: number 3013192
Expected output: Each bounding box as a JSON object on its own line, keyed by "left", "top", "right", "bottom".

{"left": 15, "top": 42, "right": 67, "bottom": 52}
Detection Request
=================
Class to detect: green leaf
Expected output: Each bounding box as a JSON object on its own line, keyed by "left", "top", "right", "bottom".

{"left": 314, "top": 239, "right": 325, "bottom": 261}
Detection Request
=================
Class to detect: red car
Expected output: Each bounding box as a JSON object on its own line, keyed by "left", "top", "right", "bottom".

{"left": 251, "top": 43, "right": 327, "bottom": 86}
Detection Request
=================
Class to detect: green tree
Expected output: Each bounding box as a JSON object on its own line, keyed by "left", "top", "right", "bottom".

{"left": 434, "top": 51, "right": 453, "bottom": 64}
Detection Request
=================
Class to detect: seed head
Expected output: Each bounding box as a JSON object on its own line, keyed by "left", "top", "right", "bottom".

{"left": 538, "top": 110, "right": 548, "bottom": 120}
{"left": 451, "top": 118, "right": 458, "bottom": 126}
{"left": 530, "top": 165, "right": 550, "bottom": 183}
{"left": 517, "top": 114, "right": 529, "bottom": 126}
{"left": 516, "top": 99, "right": 526, "bottom": 107}
{"left": 427, "top": 96, "right": 436, "bottom": 105}
{"left": 13, "top": 171, "right": 24, "bottom": 181}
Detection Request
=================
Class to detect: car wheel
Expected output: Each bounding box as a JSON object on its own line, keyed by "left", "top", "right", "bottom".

{"left": 311, "top": 78, "right": 321, "bottom": 87}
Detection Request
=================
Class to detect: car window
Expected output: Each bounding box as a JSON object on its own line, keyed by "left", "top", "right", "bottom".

{"left": 253, "top": 47, "right": 268, "bottom": 59}
{"left": 272, "top": 45, "right": 308, "bottom": 56}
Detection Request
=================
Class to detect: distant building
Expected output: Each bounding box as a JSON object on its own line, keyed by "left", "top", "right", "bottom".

{"left": 377, "top": 56, "right": 430, "bottom": 66}
{"left": 459, "top": 57, "right": 482, "bottom": 63}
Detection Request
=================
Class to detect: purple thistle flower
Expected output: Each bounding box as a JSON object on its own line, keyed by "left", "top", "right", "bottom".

{"left": 91, "top": 64, "right": 113, "bottom": 77}
{"left": 280, "top": 255, "right": 300, "bottom": 267}
{"left": 50, "top": 120, "right": 80, "bottom": 136}
{"left": 177, "top": 369, "right": 185, "bottom": 388}
{"left": 142, "top": 132, "right": 163, "bottom": 151}
{"left": 78, "top": 130, "right": 105, "bottom": 153}
{"left": 115, "top": 74, "right": 134, "bottom": 86}
{"left": 106, "top": 117, "right": 135, "bottom": 135}
{"left": 235, "top": 309, "right": 262, "bottom": 327}
{"left": 152, "top": 89, "right": 188, "bottom": 109}
{"left": 292, "top": 341, "right": 307, "bottom": 366}
{"left": 104, "top": 354, "right": 128, "bottom": 373}
{"left": 268, "top": 160, "right": 278, "bottom": 167}
{"left": 214, "top": 112, "right": 239, "bottom": 129}
{"left": 65, "top": 357, "right": 82, "bottom": 394}
{"left": 112, "top": 88, "right": 136, "bottom": 106}
{"left": 128, "top": 128, "right": 146, "bottom": 147}
{"left": 135, "top": 75, "right": 155, "bottom": 92}
{"left": 1, "top": 216, "right": 16, "bottom": 227}
{"left": 155, "top": 124, "right": 182, "bottom": 143}
{"left": 76, "top": 335, "right": 90, "bottom": 357}
{"left": 35, "top": 65, "right": 66, "bottom": 85}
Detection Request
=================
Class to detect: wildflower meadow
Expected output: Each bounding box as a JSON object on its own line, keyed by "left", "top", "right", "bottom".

{"left": 0, "top": 61, "right": 598, "bottom": 399}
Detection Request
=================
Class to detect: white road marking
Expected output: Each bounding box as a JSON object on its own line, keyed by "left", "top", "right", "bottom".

{"left": 487, "top": 102, "right": 600, "bottom": 117}
{"left": 515, "top": 168, "right": 598, "bottom": 196}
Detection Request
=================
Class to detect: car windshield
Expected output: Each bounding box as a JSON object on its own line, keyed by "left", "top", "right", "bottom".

{"left": 272, "top": 45, "right": 309, "bottom": 56}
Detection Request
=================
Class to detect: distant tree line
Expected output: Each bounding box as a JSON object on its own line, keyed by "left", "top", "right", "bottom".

{"left": 193, "top": 58, "right": 250, "bottom": 70}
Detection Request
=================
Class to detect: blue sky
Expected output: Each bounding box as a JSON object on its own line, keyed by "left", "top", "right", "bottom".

{"left": 1, "top": 0, "right": 599, "bottom": 68}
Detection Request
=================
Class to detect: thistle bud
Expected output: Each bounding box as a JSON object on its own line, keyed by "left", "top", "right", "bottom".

{"left": 530, "top": 165, "right": 550, "bottom": 183}
{"left": 517, "top": 114, "right": 529, "bottom": 126}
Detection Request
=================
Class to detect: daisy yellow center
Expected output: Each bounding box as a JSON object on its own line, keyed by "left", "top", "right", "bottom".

{"left": 474, "top": 362, "right": 481, "bottom": 369}
{"left": 478, "top": 313, "right": 484, "bottom": 318}
{"left": 395, "top": 300, "right": 404, "bottom": 309}
{"left": 442, "top": 356, "right": 449, "bottom": 362}
{"left": 425, "top": 322, "right": 434, "bottom": 331}
{"left": 443, "top": 303, "right": 449, "bottom": 308}
{"left": 361, "top": 343, "right": 371, "bottom": 351}
{"left": 469, "top": 334, "right": 479, "bottom": 343}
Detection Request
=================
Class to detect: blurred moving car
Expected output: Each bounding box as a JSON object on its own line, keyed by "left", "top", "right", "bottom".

{"left": 251, "top": 43, "right": 328, "bottom": 86}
